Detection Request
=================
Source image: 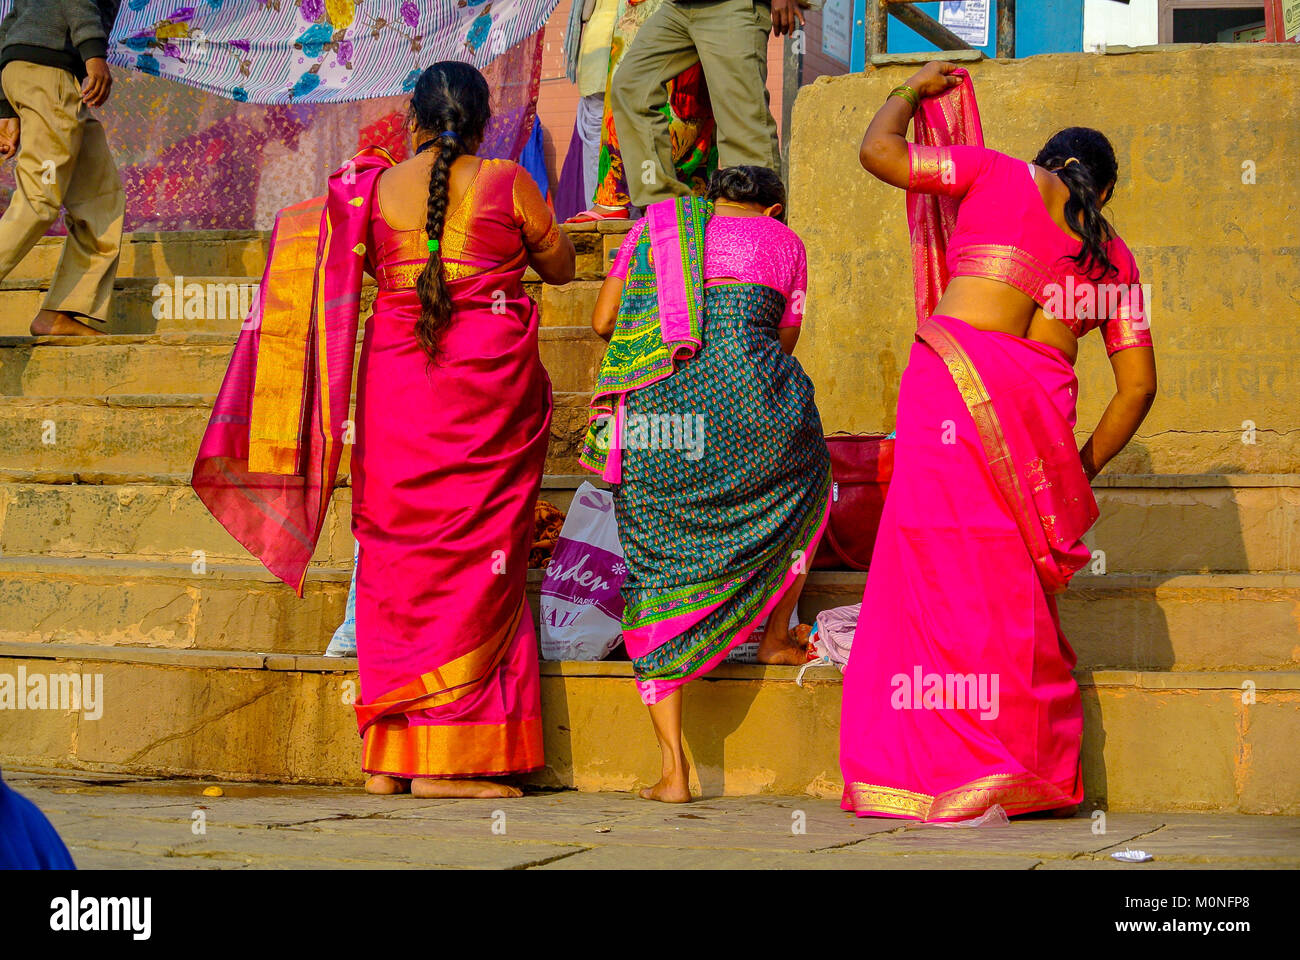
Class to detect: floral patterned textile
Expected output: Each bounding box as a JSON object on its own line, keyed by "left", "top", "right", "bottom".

{"left": 1, "top": 0, "right": 561, "bottom": 105}
{"left": 0, "top": 24, "right": 544, "bottom": 233}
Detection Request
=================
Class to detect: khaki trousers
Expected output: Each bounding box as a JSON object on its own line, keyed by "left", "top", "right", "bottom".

{"left": 0, "top": 60, "right": 124, "bottom": 324}
{"left": 610, "top": 0, "right": 779, "bottom": 207}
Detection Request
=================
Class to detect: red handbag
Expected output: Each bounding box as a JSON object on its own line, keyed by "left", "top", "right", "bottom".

{"left": 811, "top": 432, "right": 895, "bottom": 571}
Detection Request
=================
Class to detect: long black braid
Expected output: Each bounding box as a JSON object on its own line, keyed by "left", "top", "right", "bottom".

{"left": 1033, "top": 127, "right": 1120, "bottom": 280}
{"left": 409, "top": 61, "right": 491, "bottom": 361}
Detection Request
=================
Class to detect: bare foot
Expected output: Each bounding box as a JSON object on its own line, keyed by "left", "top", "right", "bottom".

{"left": 638, "top": 763, "right": 692, "bottom": 803}
{"left": 757, "top": 623, "right": 811, "bottom": 666}
{"left": 364, "top": 774, "right": 410, "bottom": 795}
{"left": 30, "top": 309, "right": 103, "bottom": 337}
{"left": 410, "top": 778, "right": 523, "bottom": 799}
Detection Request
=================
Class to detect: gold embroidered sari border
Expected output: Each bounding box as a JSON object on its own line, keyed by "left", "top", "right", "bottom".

{"left": 845, "top": 772, "right": 1075, "bottom": 821}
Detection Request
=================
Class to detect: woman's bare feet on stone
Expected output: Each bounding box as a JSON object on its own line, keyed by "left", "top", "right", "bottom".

{"left": 757, "top": 623, "right": 811, "bottom": 665}
{"left": 410, "top": 778, "right": 523, "bottom": 799}
{"left": 30, "top": 309, "right": 103, "bottom": 337}
{"left": 364, "top": 774, "right": 410, "bottom": 795}
{"left": 639, "top": 768, "right": 692, "bottom": 803}
{"left": 639, "top": 689, "right": 692, "bottom": 802}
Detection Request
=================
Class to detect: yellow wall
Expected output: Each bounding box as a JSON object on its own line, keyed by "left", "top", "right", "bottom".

{"left": 788, "top": 45, "right": 1300, "bottom": 474}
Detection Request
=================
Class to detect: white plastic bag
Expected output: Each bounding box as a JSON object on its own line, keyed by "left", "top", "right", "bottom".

{"left": 539, "top": 482, "right": 627, "bottom": 661}
{"left": 930, "top": 804, "right": 1011, "bottom": 828}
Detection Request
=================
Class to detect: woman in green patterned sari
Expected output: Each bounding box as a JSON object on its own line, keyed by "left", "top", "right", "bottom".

{"left": 582, "top": 167, "right": 831, "bottom": 802}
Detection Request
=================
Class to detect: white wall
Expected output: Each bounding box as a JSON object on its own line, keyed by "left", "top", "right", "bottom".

{"left": 1083, "top": 0, "right": 1159, "bottom": 50}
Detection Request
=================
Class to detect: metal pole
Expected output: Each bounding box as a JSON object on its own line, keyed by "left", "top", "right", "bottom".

{"left": 885, "top": 1, "right": 975, "bottom": 52}
{"left": 996, "top": 0, "right": 1016, "bottom": 58}
{"left": 866, "top": 0, "right": 888, "bottom": 59}
{"left": 780, "top": 31, "right": 803, "bottom": 181}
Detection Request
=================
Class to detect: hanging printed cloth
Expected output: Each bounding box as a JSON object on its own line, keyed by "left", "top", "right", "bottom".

{"left": 0, "top": 7, "right": 546, "bottom": 233}
{"left": 0, "top": 0, "right": 561, "bottom": 104}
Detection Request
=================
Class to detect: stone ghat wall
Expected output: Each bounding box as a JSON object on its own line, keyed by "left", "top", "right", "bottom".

{"left": 788, "top": 45, "right": 1299, "bottom": 474}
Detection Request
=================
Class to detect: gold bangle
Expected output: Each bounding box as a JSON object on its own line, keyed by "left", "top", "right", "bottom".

{"left": 889, "top": 84, "right": 919, "bottom": 110}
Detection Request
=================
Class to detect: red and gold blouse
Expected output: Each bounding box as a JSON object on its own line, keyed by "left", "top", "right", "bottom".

{"left": 367, "top": 158, "right": 560, "bottom": 292}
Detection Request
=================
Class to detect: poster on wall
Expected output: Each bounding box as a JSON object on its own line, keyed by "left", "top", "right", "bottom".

{"left": 939, "top": 0, "right": 990, "bottom": 48}
{"left": 821, "top": 0, "right": 853, "bottom": 66}
{"left": 1284, "top": 0, "right": 1300, "bottom": 39}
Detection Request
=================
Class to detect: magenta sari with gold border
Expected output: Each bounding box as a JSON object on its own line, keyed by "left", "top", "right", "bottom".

{"left": 194, "top": 151, "right": 555, "bottom": 779}
{"left": 838, "top": 75, "right": 1097, "bottom": 821}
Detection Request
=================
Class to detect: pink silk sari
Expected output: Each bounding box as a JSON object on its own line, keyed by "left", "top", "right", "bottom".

{"left": 193, "top": 148, "right": 392, "bottom": 594}
{"left": 839, "top": 75, "right": 1097, "bottom": 821}
{"left": 194, "top": 153, "right": 551, "bottom": 779}
{"left": 351, "top": 159, "right": 551, "bottom": 777}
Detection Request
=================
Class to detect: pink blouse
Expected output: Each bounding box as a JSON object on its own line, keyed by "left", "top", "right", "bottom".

{"left": 608, "top": 213, "right": 809, "bottom": 327}
{"left": 908, "top": 143, "right": 1152, "bottom": 355}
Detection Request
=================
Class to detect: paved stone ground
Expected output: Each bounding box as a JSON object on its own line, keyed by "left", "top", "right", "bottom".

{"left": 8, "top": 769, "right": 1299, "bottom": 869}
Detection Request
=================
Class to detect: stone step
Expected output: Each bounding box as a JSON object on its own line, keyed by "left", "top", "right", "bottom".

{"left": 0, "top": 557, "right": 1295, "bottom": 672}
{"left": 0, "top": 327, "right": 607, "bottom": 397}
{"left": 529, "top": 280, "right": 604, "bottom": 329}
{"left": 0, "top": 391, "right": 593, "bottom": 482}
{"left": 0, "top": 277, "right": 264, "bottom": 336}
{"left": 0, "top": 276, "right": 608, "bottom": 336}
{"left": 0, "top": 476, "right": 1296, "bottom": 575}
{"left": 0, "top": 477, "right": 594, "bottom": 568}
{"left": 1086, "top": 474, "right": 1300, "bottom": 574}
{"left": 805, "top": 570, "right": 1300, "bottom": 673}
{"left": 0, "top": 641, "right": 1295, "bottom": 812}
{"left": 8, "top": 227, "right": 617, "bottom": 283}
{"left": 11, "top": 232, "right": 271, "bottom": 282}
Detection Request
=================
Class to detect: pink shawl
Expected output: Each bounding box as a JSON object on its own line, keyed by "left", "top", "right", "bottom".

{"left": 192, "top": 148, "right": 394, "bottom": 595}
{"left": 906, "top": 67, "right": 983, "bottom": 327}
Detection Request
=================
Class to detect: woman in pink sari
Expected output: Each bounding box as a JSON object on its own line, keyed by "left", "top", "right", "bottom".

{"left": 838, "top": 62, "right": 1157, "bottom": 821}
{"left": 193, "top": 63, "right": 576, "bottom": 799}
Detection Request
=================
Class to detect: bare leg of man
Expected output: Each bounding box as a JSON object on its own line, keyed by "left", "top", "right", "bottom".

{"left": 639, "top": 689, "right": 692, "bottom": 802}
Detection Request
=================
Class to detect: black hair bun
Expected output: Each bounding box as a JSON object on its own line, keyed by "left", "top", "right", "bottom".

{"left": 707, "top": 165, "right": 786, "bottom": 214}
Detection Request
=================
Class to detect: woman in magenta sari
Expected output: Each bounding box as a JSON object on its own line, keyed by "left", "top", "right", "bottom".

{"left": 839, "top": 62, "right": 1156, "bottom": 821}
{"left": 193, "top": 63, "right": 576, "bottom": 799}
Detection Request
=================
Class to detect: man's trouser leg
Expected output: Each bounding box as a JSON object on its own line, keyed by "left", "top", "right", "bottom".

{"left": 610, "top": 1, "right": 701, "bottom": 208}
{"left": 0, "top": 61, "right": 123, "bottom": 324}
{"left": 688, "top": 0, "right": 780, "bottom": 173}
